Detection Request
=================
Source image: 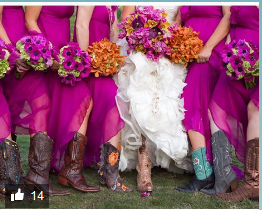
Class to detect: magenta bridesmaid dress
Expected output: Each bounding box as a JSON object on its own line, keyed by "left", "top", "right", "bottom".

{"left": 36, "top": 6, "right": 92, "bottom": 171}
{"left": 74, "top": 6, "right": 125, "bottom": 167}
{"left": 0, "top": 83, "right": 11, "bottom": 143}
{"left": 209, "top": 6, "right": 259, "bottom": 163}
{"left": 180, "top": 6, "right": 226, "bottom": 163}
{"left": 1, "top": 6, "right": 51, "bottom": 135}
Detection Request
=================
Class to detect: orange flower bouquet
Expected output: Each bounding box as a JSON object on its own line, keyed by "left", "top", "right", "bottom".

{"left": 87, "top": 38, "right": 125, "bottom": 77}
{"left": 167, "top": 26, "right": 203, "bottom": 67}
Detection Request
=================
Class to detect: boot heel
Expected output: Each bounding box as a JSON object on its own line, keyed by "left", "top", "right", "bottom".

{"left": 249, "top": 197, "right": 259, "bottom": 202}
{"left": 204, "top": 182, "right": 214, "bottom": 190}
{"left": 58, "top": 176, "right": 70, "bottom": 187}
{"left": 229, "top": 179, "right": 239, "bottom": 191}
{"left": 99, "top": 176, "right": 106, "bottom": 185}
{"left": 24, "top": 180, "right": 36, "bottom": 191}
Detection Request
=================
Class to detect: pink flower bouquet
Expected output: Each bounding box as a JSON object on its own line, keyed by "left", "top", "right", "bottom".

{"left": 58, "top": 42, "right": 91, "bottom": 86}
{"left": 118, "top": 6, "right": 171, "bottom": 62}
{"left": 0, "top": 39, "right": 18, "bottom": 79}
{"left": 221, "top": 39, "right": 259, "bottom": 89}
{"left": 16, "top": 31, "right": 55, "bottom": 75}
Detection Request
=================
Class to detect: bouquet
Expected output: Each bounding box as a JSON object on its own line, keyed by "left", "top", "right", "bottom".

{"left": 87, "top": 38, "right": 125, "bottom": 77}
{"left": 167, "top": 25, "right": 203, "bottom": 67}
{"left": 221, "top": 39, "right": 259, "bottom": 89}
{"left": 58, "top": 42, "right": 91, "bottom": 86}
{"left": 0, "top": 39, "right": 18, "bottom": 79}
{"left": 118, "top": 6, "right": 171, "bottom": 62}
{"left": 16, "top": 31, "right": 55, "bottom": 78}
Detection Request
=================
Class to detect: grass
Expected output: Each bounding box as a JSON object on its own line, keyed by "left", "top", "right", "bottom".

{"left": 0, "top": 135, "right": 259, "bottom": 209}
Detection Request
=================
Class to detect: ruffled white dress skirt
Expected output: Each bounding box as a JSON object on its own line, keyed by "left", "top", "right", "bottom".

{"left": 115, "top": 39, "right": 193, "bottom": 173}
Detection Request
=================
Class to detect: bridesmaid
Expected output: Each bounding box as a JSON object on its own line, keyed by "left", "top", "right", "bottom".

{"left": 25, "top": 6, "right": 100, "bottom": 193}
{"left": 175, "top": 6, "right": 232, "bottom": 192}
{"left": 0, "top": 6, "right": 67, "bottom": 196}
{"left": 209, "top": 6, "right": 259, "bottom": 201}
{"left": 75, "top": 6, "right": 132, "bottom": 192}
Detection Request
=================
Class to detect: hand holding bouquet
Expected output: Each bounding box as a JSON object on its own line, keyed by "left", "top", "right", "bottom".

{"left": 87, "top": 38, "right": 125, "bottom": 77}
{"left": 16, "top": 31, "right": 55, "bottom": 78}
{"left": 118, "top": 6, "right": 171, "bottom": 62}
{"left": 221, "top": 39, "right": 259, "bottom": 89}
{"left": 0, "top": 39, "right": 18, "bottom": 79}
{"left": 167, "top": 25, "right": 203, "bottom": 67}
{"left": 58, "top": 42, "right": 91, "bottom": 86}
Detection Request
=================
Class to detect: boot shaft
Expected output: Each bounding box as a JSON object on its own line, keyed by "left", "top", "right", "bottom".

{"left": 244, "top": 138, "right": 259, "bottom": 187}
{"left": 0, "top": 139, "right": 23, "bottom": 195}
{"left": 192, "top": 147, "right": 213, "bottom": 180}
{"left": 64, "top": 132, "right": 87, "bottom": 170}
{"left": 27, "top": 132, "right": 53, "bottom": 180}
{"left": 211, "top": 131, "right": 237, "bottom": 185}
{"left": 101, "top": 142, "right": 120, "bottom": 174}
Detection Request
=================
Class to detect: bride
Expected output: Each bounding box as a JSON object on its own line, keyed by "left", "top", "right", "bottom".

{"left": 115, "top": 5, "right": 193, "bottom": 192}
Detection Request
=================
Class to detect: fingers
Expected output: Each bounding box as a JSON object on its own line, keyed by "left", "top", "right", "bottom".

{"left": 15, "top": 58, "right": 31, "bottom": 71}
{"left": 197, "top": 56, "right": 209, "bottom": 63}
{"left": 17, "top": 65, "right": 28, "bottom": 72}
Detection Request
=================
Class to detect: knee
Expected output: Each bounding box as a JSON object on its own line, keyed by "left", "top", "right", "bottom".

{"left": 247, "top": 100, "right": 259, "bottom": 117}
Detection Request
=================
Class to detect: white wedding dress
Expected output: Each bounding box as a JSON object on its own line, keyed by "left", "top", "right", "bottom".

{"left": 115, "top": 6, "right": 193, "bottom": 173}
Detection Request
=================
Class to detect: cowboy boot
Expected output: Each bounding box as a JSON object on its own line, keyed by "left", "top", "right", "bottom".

{"left": 98, "top": 142, "right": 132, "bottom": 192}
{"left": 136, "top": 135, "right": 153, "bottom": 192}
{"left": 0, "top": 139, "right": 23, "bottom": 199}
{"left": 216, "top": 138, "right": 259, "bottom": 201}
{"left": 58, "top": 132, "right": 100, "bottom": 192}
{"left": 176, "top": 147, "right": 215, "bottom": 193}
{"left": 24, "top": 132, "right": 69, "bottom": 196}
{"left": 201, "top": 130, "right": 238, "bottom": 195}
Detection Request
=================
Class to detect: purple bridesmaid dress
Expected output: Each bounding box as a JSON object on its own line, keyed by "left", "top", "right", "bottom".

{"left": 36, "top": 6, "right": 92, "bottom": 171}
{"left": 1, "top": 6, "right": 51, "bottom": 135}
{"left": 74, "top": 6, "right": 125, "bottom": 167}
{"left": 0, "top": 83, "right": 11, "bottom": 143}
{"left": 180, "top": 6, "right": 226, "bottom": 163}
{"left": 209, "top": 6, "right": 259, "bottom": 163}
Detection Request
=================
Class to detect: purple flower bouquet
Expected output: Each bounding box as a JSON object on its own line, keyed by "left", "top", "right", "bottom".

{"left": 0, "top": 39, "right": 18, "bottom": 79}
{"left": 118, "top": 6, "right": 171, "bottom": 62}
{"left": 58, "top": 42, "right": 91, "bottom": 86}
{"left": 221, "top": 39, "right": 259, "bottom": 89}
{"left": 16, "top": 31, "right": 55, "bottom": 78}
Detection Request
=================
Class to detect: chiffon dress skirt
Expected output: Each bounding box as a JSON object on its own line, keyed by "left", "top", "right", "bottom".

{"left": 34, "top": 6, "right": 92, "bottom": 171}
{"left": 0, "top": 83, "right": 12, "bottom": 143}
{"left": 209, "top": 6, "right": 259, "bottom": 163}
{"left": 1, "top": 6, "right": 51, "bottom": 135}
{"left": 180, "top": 6, "right": 227, "bottom": 163}
{"left": 74, "top": 6, "right": 125, "bottom": 167}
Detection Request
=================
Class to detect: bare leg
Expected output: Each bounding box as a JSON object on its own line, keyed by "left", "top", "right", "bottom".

{"left": 78, "top": 100, "right": 93, "bottom": 135}
{"left": 247, "top": 100, "right": 259, "bottom": 141}
{"left": 108, "top": 131, "right": 121, "bottom": 148}
{"left": 208, "top": 109, "right": 220, "bottom": 135}
{"left": 188, "top": 130, "right": 206, "bottom": 151}
{"left": 6, "top": 133, "right": 12, "bottom": 141}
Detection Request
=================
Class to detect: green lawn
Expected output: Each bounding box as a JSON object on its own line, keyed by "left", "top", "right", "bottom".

{"left": 0, "top": 135, "right": 258, "bottom": 209}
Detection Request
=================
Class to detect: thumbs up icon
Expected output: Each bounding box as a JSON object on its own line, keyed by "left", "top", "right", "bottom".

{"left": 10, "top": 188, "right": 24, "bottom": 201}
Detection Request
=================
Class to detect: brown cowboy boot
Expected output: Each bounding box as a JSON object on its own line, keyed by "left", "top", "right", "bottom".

{"left": 216, "top": 138, "right": 259, "bottom": 201}
{"left": 98, "top": 142, "right": 132, "bottom": 192}
{"left": 24, "top": 132, "right": 69, "bottom": 196}
{"left": 0, "top": 139, "right": 23, "bottom": 199}
{"left": 58, "top": 132, "right": 100, "bottom": 192}
{"left": 136, "top": 135, "right": 153, "bottom": 192}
